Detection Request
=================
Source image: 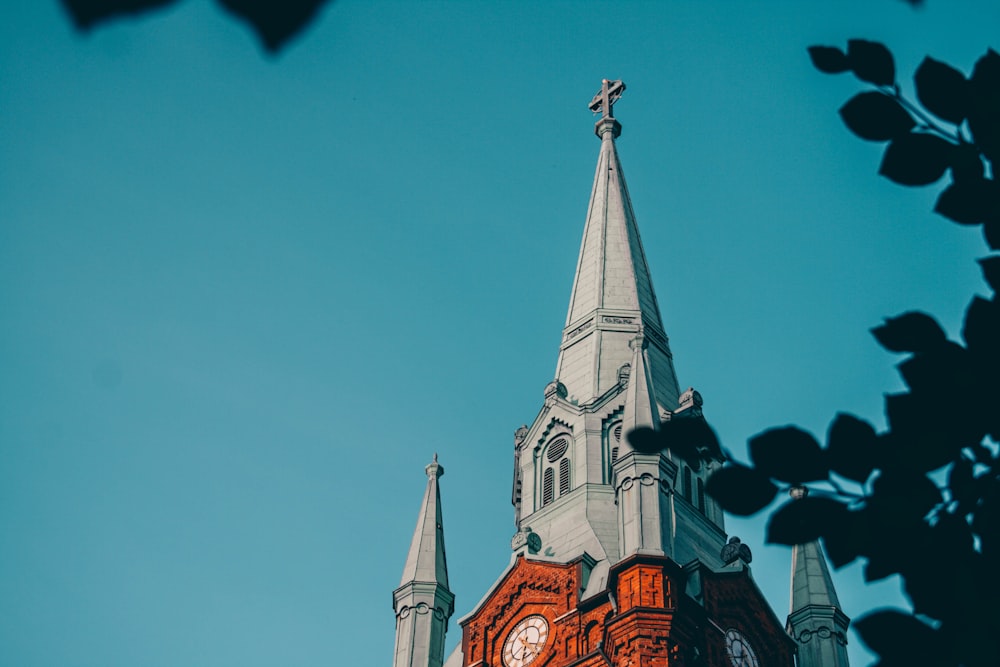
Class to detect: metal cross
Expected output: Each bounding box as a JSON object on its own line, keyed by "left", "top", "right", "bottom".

{"left": 588, "top": 79, "right": 626, "bottom": 119}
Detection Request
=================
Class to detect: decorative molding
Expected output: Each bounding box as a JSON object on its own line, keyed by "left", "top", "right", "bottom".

{"left": 396, "top": 602, "right": 449, "bottom": 621}
{"left": 792, "top": 625, "right": 848, "bottom": 646}
{"left": 565, "top": 318, "right": 595, "bottom": 340}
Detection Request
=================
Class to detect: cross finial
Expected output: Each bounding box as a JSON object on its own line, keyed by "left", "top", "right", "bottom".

{"left": 588, "top": 79, "right": 626, "bottom": 119}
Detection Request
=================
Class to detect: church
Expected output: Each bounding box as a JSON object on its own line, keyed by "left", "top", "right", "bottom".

{"left": 390, "top": 81, "right": 850, "bottom": 667}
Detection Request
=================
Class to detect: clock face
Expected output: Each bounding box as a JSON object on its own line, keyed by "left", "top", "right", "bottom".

{"left": 502, "top": 615, "right": 549, "bottom": 667}
{"left": 725, "top": 629, "right": 759, "bottom": 667}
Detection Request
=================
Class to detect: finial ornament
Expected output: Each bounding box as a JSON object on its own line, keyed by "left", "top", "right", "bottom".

{"left": 588, "top": 79, "right": 626, "bottom": 119}
{"left": 426, "top": 454, "right": 443, "bottom": 479}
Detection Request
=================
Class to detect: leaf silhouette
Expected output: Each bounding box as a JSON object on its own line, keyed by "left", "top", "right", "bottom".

{"left": 839, "top": 92, "right": 914, "bottom": 141}
{"left": 60, "top": 0, "right": 331, "bottom": 52}
{"left": 748, "top": 426, "right": 827, "bottom": 483}
{"left": 934, "top": 178, "right": 999, "bottom": 226}
{"left": 870, "top": 311, "right": 947, "bottom": 353}
{"left": 626, "top": 426, "right": 663, "bottom": 454}
{"left": 847, "top": 39, "right": 896, "bottom": 86}
{"left": 963, "top": 296, "right": 1000, "bottom": 362}
{"left": 705, "top": 465, "right": 778, "bottom": 516}
{"left": 872, "top": 470, "right": 943, "bottom": 517}
{"left": 986, "top": 220, "right": 1000, "bottom": 251}
{"left": 914, "top": 56, "right": 970, "bottom": 125}
{"left": 977, "top": 256, "right": 1000, "bottom": 293}
{"left": 949, "top": 456, "right": 977, "bottom": 515}
{"left": 60, "top": 0, "right": 176, "bottom": 28}
{"left": 808, "top": 46, "right": 850, "bottom": 74}
{"left": 826, "top": 413, "right": 878, "bottom": 482}
{"left": 969, "top": 49, "right": 1000, "bottom": 163}
{"left": 879, "top": 133, "right": 954, "bottom": 186}
{"left": 766, "top": 496, "right": 848, "bottom": 546}
{"left": 854, "top": 610, "right": 941, "bottom": 662}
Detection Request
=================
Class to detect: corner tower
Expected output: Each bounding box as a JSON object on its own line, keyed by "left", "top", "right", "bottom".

{"left": 392, "top": 455, "right": 455, "bottom": 667}
{"left": 510, "top": 80, "right": 726, "bottom": 571}
{"left": 786, "top": 488, "right": 851, "bottom": 667}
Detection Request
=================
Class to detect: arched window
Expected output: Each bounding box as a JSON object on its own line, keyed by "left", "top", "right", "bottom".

{"left": 609, "top": 422, "right": 623, "bottom": 475}
{"left": 559, "top": 458, "right": 571, "bottom": 495}
{"left": 697, "top": 478, "right": 706, "bottom": 513}
{"left": 543, "top": 467, "right": 554, "bottom": 506}
{"left": 682, "top": 466, "right": 692, "bottom": 502}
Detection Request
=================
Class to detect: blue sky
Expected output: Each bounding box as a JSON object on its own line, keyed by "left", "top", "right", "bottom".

{"left": 2, "top": 1, "right": 996, "bottom": 665}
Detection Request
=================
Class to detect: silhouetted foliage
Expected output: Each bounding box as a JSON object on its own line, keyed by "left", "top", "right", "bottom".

{"left": 708, "top": 42, "right": 999, "bottom": 667}
{"left": 60, "top": 0, "right": 331, "bottom": 52}
{"left": 628, "top": 40, "right": 998, "bottom": 667}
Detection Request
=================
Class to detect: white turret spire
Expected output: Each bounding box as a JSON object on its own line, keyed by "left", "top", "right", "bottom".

{"left": 786, "top": 487, "right": 850, "bottom": 667}
{"left": 392, "top": 456, "right": 454, "bottom": 667}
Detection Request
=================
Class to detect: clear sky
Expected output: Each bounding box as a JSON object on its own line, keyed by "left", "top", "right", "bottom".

{"left": 2, "top": 1, "right": 996, "bottom": 666}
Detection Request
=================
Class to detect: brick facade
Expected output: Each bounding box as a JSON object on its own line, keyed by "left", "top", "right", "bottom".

{"left": 460, "top": 555, "right": 795, "bottom": 667}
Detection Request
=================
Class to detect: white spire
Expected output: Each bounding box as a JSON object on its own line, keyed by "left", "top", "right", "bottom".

{"left": 786, "top": 488, "right": 850, "bottom": 667}
{"left": 621, "top": 333, "right": 659, "bottom": 435}
{"left": 399, "top": 455, "right": 449, "bottom": 588}
{"left": 393, "top": 456, "right": 454, "bottom": 667}
{"left": 554, "top": 113, "right": 680, "bottom": 410}
{"left": 613, "top": 332, "right": 675, "bottom": 558}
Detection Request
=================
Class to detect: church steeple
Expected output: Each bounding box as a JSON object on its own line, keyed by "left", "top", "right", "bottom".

{"left": 786, "top": 487, "right": 851, "bottom": 667}
{"left": 392, "top": 456, "right": 455, "bottom": 667}
{"left": 508, "top": 83, "right": 726, "bottom": 571}
{"left": 555, "top": 80, "right": 680, "bottom": 410}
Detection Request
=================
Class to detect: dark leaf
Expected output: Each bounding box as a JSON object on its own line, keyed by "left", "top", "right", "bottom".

{"left": 847, "top": 39, "right": 896, "bottom": 86}
{"left": 748, "top": 426, "right": 827, "bottom": 483}
{"left": 855, "top": 610, "right": 941, "bottom": 661}
{"left": 915, "top": 56, "right": 970, "bottom": 125}
{"left": 972, "top": 481, "right": 1000, "bottom": 560}
{"left": 963, "top": 296, "right": 1000, "bottom": 360}
{"left": 934, "top": 178, "right": 1000, "bottom": 225}
{"left": 705, "top": 464, "right": 778, "bottom": 516}
{"left": 822, "top": 511, "right": 862, "bottom": 568}
{"left": 656, "top": 415, "right": 724, "bottom": 467}
{"left": 882, "top": 394, "right": 956, "bottom": 470}
{"left": 896, "top": 342, "right": 972, "bottom": 396}
{"left": 950, "top": 143, "right": 987, "bottom": 182}
{"left": 949, "top": 457, "right": 977, "bottom": 513}
{"left": 808, "top": 46, "right": 851, "bottom": 74}
{"left": 862, "top": 554, "right": 898, "bottom": 582}
{"left": 873, "top": 470, "right": 943, "bottom": 518}
{"left": 855, "top": 501, "right": 918, "bottom": 581}
{"left": 969, "top": 49, "right": 1000, "bottom": 163}
{"left": 986, "top": 220, "right": 1000, "bottom": 251}
{"left": 215, "top": 0, "right": 332, "bottom": 52}
{"left": 839, "top": 92, "right": 915, "bottom": 141}
{"left": 870, "top": 311, "right": 947, "bottom": 353}
{"left": 883, "top": 392, "right": 981, "bottom": 470}
{"left": 60, "top": 0, "right": 177, "bottom": 28}
{"left": 627, "top": 426, "right": 664, "bottom": 454}
{"left": 879, "top": 133, "right": 954, "bottom": 186}
{"left": 766, "top": 496, "right": 848, "bottom": 546}
{"left": 978, "top": 256, "right": 1000, "bottom": 293}
{"left": 826, "top": 413, "right": 879, "bottom": 482}
{"left": 904, "top": 514, "right": 977, "bottom": 618}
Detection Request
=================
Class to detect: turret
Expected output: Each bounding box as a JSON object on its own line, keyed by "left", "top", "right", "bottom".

{"left": 392, "top": 456, "right": 455, "bottom": 667}
{"left": 786, "top": 487, "right": 850, "bottom": 667}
